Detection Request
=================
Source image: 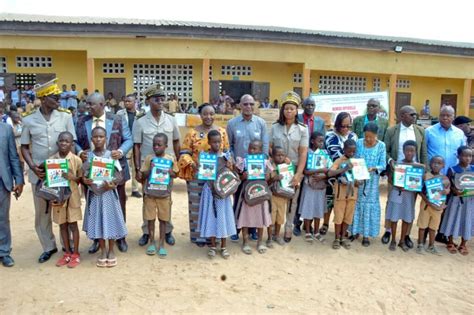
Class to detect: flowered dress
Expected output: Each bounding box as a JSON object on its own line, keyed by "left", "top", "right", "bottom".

{"left": 178, "top": 126, "right": 229, "bottom": 243}
{"left": 350, "top": 139, "right": 386, "bottom": 237}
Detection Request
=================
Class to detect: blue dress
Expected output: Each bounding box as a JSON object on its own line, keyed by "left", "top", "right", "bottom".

{"left": 197, "top": 182, "right": 237, "bottom": 238}
{"left": 440, "top": 165, "right": 474, "bottom": 240}
{"left": 83, "top": 150, "right": 128, "bottom": 240}
{"left": 351, "top": 139, "right": 386, "bottom": 237}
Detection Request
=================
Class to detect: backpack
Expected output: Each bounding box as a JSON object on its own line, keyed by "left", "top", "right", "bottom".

{"left": 270, "top": 180, "right": 295, "bottom": 199}
{"left": 212, "top": 167, "right": 241, "bottom": 199}
{"left": 35, "top": 179, "right": 72, "bottom": 204}
{"left": 307, "top": 175, "right": 327, "bottom": 190}
{"left": 144, "top": 180, "right": 173, "bottom": 198}
{"left": 243, "top": 180, "right": 271, "bottom": 206}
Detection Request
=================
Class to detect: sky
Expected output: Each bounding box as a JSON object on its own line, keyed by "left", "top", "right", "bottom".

{"left": 1, "top": 0, "right": 473, "bottom": 43}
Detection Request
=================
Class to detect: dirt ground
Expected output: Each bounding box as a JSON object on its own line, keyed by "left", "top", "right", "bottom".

{"left": 1, "top": 179, "right": 473, "bottom": 314}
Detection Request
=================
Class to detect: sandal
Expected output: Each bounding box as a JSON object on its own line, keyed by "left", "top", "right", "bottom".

{"left": 272, "top": 236, "right": 285, "bottom": 246}
{"left": 332, "top": 239, "right": 341, "bottom": 250}
{"left": 305, "top": 233, "right": 314, "bottom": 243}
{"left": 398, "top": 242, "right": 409, "bottom": 252}
{"left": 362, "top": 237, "right": 370, "bottom": 247}
{"left": 319, "top": 224, "right": 329, "bottom": 235}
{"left": 208, "top": 247, "right": 217, "bottom": 258}
{"left": 458, "top": 245, "right": 469, "bottom": 256}
{"left": 314, "top": 233, "right": 325, "bottom": 243}
{"left": 158, "top": 247, "right": 167, "bottom": 258}
{"left": 242, "top": 244, "right": 252, "bottom": 255}
{"left": 220, "top": 247, "right": 230, "bottom": 259}
{"left": 96, "top": 258, "right": 107, "bottom": 268}
{"left": 266, "top": 239, "right": 274, "bottom": 248}
{"left": 146, "top": 243, "right": 157, "bottom": 256}
{"left": 106, "top": 258, "right": 117, "bottom": 268}
{"left": 257, "top": 243, "right": 267, "bottom": 254}
{"left": 341, "top": 238, "right": 351, "bottom": 250}
{"left": 389, "top": 241, "right": 397, "bottom": 251}
{"left": 446, "top": 243, "right": 457, "bottom": 254}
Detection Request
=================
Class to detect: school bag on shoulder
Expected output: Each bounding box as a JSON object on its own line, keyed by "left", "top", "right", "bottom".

{"left": 212, "top": 167, "right": 241, "bottom": 199}
{"left": 243, "top": 180, "right": 271, "bottom": 206}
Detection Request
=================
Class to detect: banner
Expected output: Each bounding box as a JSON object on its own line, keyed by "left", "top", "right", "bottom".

{"left": 311, "top": 91, "right": 389, "bottom": 122}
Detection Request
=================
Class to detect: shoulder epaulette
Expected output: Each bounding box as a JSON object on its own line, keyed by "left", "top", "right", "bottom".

{"left": 57, "top": 108, "right": 71, "bottom": 114}
{"left": 136, "top": 110, "right": 146, "bottom": 119}
{"left": 21, "top": 109, "right": 36, "bottom": 117}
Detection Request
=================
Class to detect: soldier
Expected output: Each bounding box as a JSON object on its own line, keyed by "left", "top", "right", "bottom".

{"left": 133, "top": 84, "right": 181, "bottom": 247}
{"left": 21, "top": 79, "right": 77, "bottom": 263}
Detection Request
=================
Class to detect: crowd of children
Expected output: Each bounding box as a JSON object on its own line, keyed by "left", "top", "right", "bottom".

{"left": 30, "top": 126, "right": 473, "bottom": 268}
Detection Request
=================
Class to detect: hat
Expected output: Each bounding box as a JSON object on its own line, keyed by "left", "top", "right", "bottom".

{"left": 280, "top": 91, "right": 301, "bottom": 107}
{"left": 34, "top": 78, "right": 61, "bottom": 98}
{"left": 453, "top": 116, "right": 472, "bottom": 125}
{"left": 143, "top": 83, "right": 166, "bottom": 99}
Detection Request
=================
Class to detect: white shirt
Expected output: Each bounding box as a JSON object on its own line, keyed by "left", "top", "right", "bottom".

{"left": 0, "top": 90, "right": 4, "bottom": 102}
{"left": 397, "top": 123, "right": 417, "bottom": 162}
{"left": 92, "top": 113, "right": 106, "bottom": 129}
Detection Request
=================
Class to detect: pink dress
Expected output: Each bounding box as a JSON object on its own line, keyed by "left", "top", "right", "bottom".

{"left": 235, "top": 157, "right": 272, "bottom": 228}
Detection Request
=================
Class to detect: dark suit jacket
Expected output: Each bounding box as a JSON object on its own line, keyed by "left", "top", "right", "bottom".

{"left": 297, "top": 113, "right": 326, "bottom": 136}
{"left": 383, "top": 123, "right": 428, "bottom": 166}
{"left": 75, "top": 112, "right": 133, "bottom": 181}
{"left": 0, "top": 123, "right": 24, "bottom": 191}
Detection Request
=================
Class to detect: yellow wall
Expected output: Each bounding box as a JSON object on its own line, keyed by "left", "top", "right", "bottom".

{"left": 2, "top": 35, "right": 473, "bottom": 79}
{"left": 0, "top": 49, "right": 87, "bottom": 90}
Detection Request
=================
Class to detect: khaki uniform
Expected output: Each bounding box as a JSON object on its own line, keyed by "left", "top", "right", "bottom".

{"left": 140, "top": 154, "right": 179, "bottom": 222}
{"left": 50, "top": 152, "right": 83, "bottom": 225}
{"left": 132, "top": 112, "right": 180, "bottom": 234}
{"left": 330, "top": 156, "right": 358, "bottom": 225}
{"left": 21, "top": 108, "right": 77, "bottom": 251}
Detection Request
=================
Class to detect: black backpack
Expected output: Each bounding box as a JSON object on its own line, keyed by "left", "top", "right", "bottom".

{"left": 243, "top": 180, "right": 271, "bottom": 206}
{"left": 212, "top": 167, "right": 241, "bottom": 199}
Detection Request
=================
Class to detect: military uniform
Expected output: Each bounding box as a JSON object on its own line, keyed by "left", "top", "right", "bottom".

{"left": 21, "top": 80, "right": 77, "bottom": 252}
{"left": 132, "top": 84, "right": 181, "bottom": 236}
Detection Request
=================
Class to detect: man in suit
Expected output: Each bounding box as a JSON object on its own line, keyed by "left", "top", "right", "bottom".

{"left": 116, "top": 94, "right": 145, "bottom": 198}
{"left": 0, "top": 122, "right": 24, "bottom": 267}
{"left": 381, "top": 105, "right": 427, "bottom": 247}
{"left": 75, "top": 92, "right": 133, "bottom": 253}
{"left": 352, "top": 98, "right": 388, "bottom": 140}
{"left": 298, "top": 97, "right": 326, "bottom": 136}
{"left": 21, "top": 79, "right": 77, "bottom": 263}
{"left": 293, "top": 97, "right": 326, "bottom": 236}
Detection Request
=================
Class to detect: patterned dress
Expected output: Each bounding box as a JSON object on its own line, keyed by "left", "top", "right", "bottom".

{"left": 440, "top": 165, "right": 474, "bottom": 240}
{"left": 351, "top": 140, "right": 386, "bottom": 237}
{"left": 178, "top": 126, "right": 229, "bottom": 243}
{"left": 385, "top": 188, "right": 416, "bottom": 223}
{"left": 197, "top": 182, "right": 237, "bottom": 238}
{"left": 83, "top": 150, "right": 128, "bottom": 240}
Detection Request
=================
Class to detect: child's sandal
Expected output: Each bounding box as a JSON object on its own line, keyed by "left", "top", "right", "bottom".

{"left": 208, "top": 247, "right": 217, "bottom": 258}
{"left": 341, "top": 238, "right": 351, "bottom": 249}
{"left": 96, "top": 258, "right": 107, "bottom": 268}
{"left": 446, "top": 243, "right": 458, "bottom": 254}
{"left": 106, "top": 258, "right": 117, "bottom": 268}
{"left": 332, "top": 239, "right": 341, "bottom": 249}
{"left": 146, "top": 244, "right": 157, "bottom": 256}
{"left": 257, "top": 243, "right": 267, "bottom": 254}
{"left": 266, "top": 239, "right": 274, "bottom": 248}
{"left": 458, "top": 245, "right": 469, "bottom": 256}
{"left": 305, "top": 233, "right": 314, "bottom": 243}
{"left": 319, "top": 224, "right": 329, "bottom": 235}
{"left": 158, "top": 247, "right": 167, "bottom": 258}
{"left": 220, "top": 247, "right": 230, "bottom": 259}
{"left": 242, "top": 244, "right": 252, "bottom": 255}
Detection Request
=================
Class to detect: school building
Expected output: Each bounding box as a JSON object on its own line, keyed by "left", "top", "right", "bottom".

{"left": 1, "top": 13, "right": 473, "bottom": 123}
